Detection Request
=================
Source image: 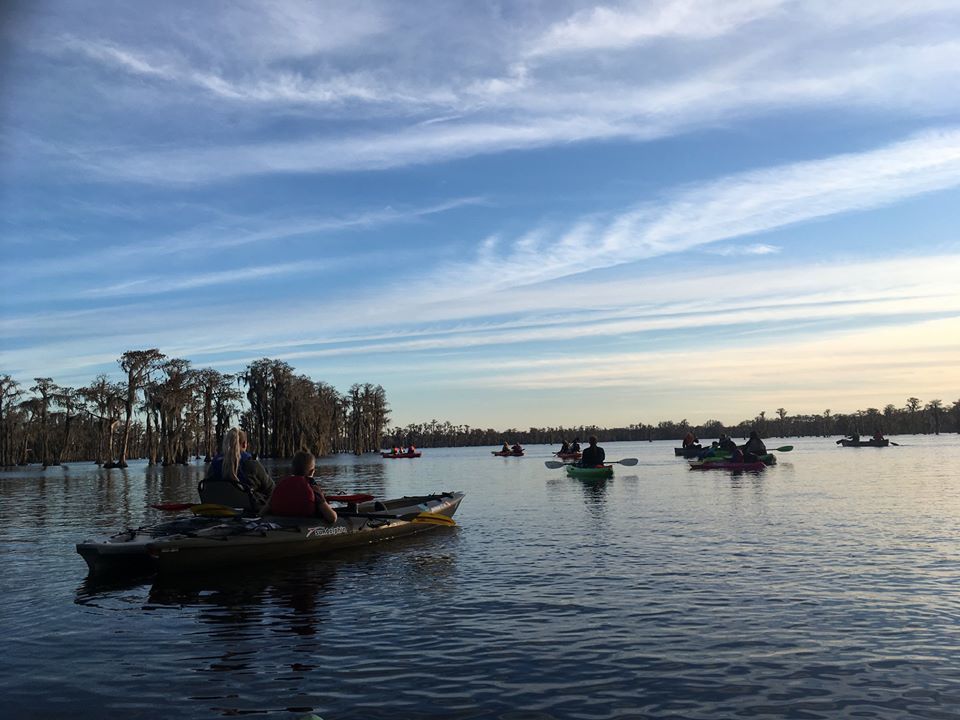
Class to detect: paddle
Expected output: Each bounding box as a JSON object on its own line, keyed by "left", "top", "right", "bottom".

{"left": 544, "top": 458, "right": 638, "bottom": 469}
{"left": 190, "top": 503, "right": 242, "bottom": 517}
{"left": 772, "top": 445, "right": 793, "bottom": 452}
{"left": 338, "top": 510, "right": 456, "bottom": 526}
{"left": 151, "top": 493, "right": 375, "bottom": 512}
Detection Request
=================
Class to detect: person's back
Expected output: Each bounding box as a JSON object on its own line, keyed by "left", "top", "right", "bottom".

{"left": 719, "top": 435, "right": 737, "bottom": 453}
{"left": 268, "top": 474, "right": 318, "bottom": 516}
{"left": 262, "top": 451, "right": 337, "bottom": 522}
{"left": 200, "top": 428, "right": 274, "bottom": 514}
{"left": 579, "top": 436, "right": 605, "bottom": 467}
{"left": 682, "top": 432, "right": 698, "bottom": 448}
{"left": 571, "top": 438, "right": 581, "bottom": 453}
{"left": 559, "top": 440, "right": 570, "bottom": 453}
{"left": 743, "top": 431, "right": 766, "bottom": 455}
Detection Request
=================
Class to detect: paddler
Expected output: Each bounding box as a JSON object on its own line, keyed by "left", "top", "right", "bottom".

{"left": 578, "top": 436, "right": 605, "bottom": 467}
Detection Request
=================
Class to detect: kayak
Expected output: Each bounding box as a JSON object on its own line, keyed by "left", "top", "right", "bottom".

{"left": 674, "top": 446, "right": 702, "bottom": 458}
{"left": 381, "top": 451, "right": 422, "bottom": 458}
{"left": 492, "top": 450, "right": 524, "bottom": 457}
{"left": 700, "top": 451, "right": 777, "bottom": 465}
{"left": 555, "top": 452, "right": 582, "bottom": 460}
{"left": 566, "top": 464, "right": 613, "bottom": 480}
{"left": 689, "top": 460, "right": 766, "bottom": 471}
{"left": 838, "top": 438, "right": 889, "bottom": 447}
{"left": 76, "top": 492, "right": 464, "bottom": 577}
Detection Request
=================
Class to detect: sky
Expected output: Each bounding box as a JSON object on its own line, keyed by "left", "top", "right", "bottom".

{"left": 2, "top": 0, "right": 959, "bottom": 429}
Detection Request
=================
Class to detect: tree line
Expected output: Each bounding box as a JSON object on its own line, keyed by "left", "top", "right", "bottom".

{"left": 383, "top": 397, "right": 960, "bottom": 449}
{"left": 0, "top": 350, "right": 390, "bottom": 467}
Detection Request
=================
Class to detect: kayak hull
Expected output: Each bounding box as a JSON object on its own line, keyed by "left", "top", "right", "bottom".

{"left": 566, "top": 465, "right": 614, "bottom": 480}
{"left": 492, "top": 450, "right": 524, "bottom": 457}
{"left": 838, "top": 439, "right": 889, "bottom": 447}
{"left": 555, "top": 452, "right": 582, "bottom": 460}
{"left": 674, "top": 446, "right": 702, "bottom": 458}
{"left": 77, "top": 492, "right": 463, "bottom": 577}
{"left": 700, "top": 451, "right": 777, "bottom": 465}
{"left": 689, "top": 461, "right": 766, "bottom": 471}
{"left": 381, "top": 452, "right": 422, "bottom": 458}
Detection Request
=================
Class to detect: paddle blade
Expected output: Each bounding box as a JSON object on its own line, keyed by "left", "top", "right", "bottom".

{"left": 617, "top": 458, "right": 639, "bottom": 466}
{"left": 190, "top": 503, "right": 242, "bottom": 517}
{"left": 774, "top": 446, "right": 794, "bottom": 452}
{"left": 151, "top": 502, "right": 194, "bottom": 511}
{"left": 544, "top": 460, "right": 565, "bottom": 469}
{"left": 411, "top": 512, "right": 456, "bottom": 526}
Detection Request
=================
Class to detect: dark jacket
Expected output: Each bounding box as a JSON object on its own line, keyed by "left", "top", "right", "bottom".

{"left": 580, "top": 445, "right": 606, "bottom": 467}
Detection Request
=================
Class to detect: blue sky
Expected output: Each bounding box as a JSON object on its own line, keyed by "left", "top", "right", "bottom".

{"left": 2, "top": 0, "right": 959, "bottom": 428}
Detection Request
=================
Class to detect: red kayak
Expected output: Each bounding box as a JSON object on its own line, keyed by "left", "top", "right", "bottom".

{"left": 382, "top": 451, "right": 421, "bottom": 458}
{"left": 492, "top": 450, "right": 524, "bottom": 457}
{"left": 689, "top": 460, "right": 766, "bottom": 471}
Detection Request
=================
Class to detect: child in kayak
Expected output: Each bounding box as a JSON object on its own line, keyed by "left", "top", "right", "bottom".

{"left": 261, "top": 451, "right": 338, "bottom": 522}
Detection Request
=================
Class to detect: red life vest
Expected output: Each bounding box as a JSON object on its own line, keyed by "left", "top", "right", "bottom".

{"left": 268, "top": 475, "right": 318, "bottom": 516}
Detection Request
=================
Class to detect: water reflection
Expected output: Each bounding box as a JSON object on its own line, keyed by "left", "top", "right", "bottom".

{"left": 155, "top": 562, "right": 335, "bottom": 632}
{"left": 576, "top": 477, "right": 609, "bottom": 507}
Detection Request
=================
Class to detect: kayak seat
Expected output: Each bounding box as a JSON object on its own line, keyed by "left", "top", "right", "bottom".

{"left": 198, "top": 478, "right": 256, "bottom": 514}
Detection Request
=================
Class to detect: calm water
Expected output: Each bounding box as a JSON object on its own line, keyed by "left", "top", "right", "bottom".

{"left": 2, "top": 437, "right": 960, "bottom": 720}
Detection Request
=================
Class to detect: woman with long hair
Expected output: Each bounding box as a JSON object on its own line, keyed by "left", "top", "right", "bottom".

{"left": 199, "top": 428, "right": 274, "bottom": 513}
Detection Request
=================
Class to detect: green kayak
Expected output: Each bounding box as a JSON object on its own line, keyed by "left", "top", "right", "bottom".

{"left": 566, "top": 464, "right": 614, "bottom": 480}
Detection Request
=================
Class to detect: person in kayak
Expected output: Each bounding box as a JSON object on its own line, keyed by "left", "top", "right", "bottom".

{"left": 682, "top": 431, "right": 699, "bottom": 448}
{"left": 743, "top": 430, "right": 767, "bottom": 455}
{"left": 511, "top": 442, "right": 523, "bottom": 454}
{"left": 501, "top": 441, "right": 511, "bottom": 453}
{"left": 558, "top": 439, "right": 571, "bottom": 454}
{"left": 571, "top": 437, "right": 582, "bottom": 453}
{"left": 578, "top": 436, "right": 605, "bottom": 467}
{"left": 261, "top": 451, "right": 337, "bottom": 522}
{"left": 872, "top": 428, "right": 885, "bottom": 441}
{"left": 199, "top": 428, "right": 274, "bottom": 513}
{"left": 741, "top": 430, "right": 767, "bottom": 461}
{"left": 697, "top": 440, "right": 721, "bottom": 460}
{"left": 718, "top": 434, "right": 738, "bottom": 453}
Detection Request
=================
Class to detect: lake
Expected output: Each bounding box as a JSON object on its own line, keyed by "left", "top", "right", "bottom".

{"left": 2, "top": 436, "right": 959, "bottom": 719}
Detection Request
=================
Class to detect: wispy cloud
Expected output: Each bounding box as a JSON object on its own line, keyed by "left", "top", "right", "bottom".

{"left": 6, "top": 195, "right": 486, "bottom": 281}
{"left": 80, "top": 260, "right": 325, "bottom": 298}
{"left": 401, "top": 128, "right": 960, "bottom": 299}
{"left": 708, "top": 243, "right": 780, "bottom": 256}
{"left": 525, "top": 0, "right": 785, "bottom": 57}
{"left": 30, "top": 2, "right": 959, "bottom": 185}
